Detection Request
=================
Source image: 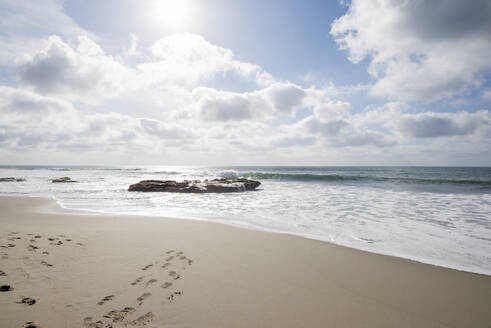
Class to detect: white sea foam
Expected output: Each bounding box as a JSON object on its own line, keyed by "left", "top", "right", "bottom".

{"left": 0, "top": 165, "right": 490, "bottom": 275}
{"left": 216, "top": 169, "right": 239, "bottom": 179}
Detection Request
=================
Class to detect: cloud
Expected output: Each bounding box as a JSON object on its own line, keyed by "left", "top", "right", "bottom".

{"left": 139, "top": 118, "right": 194, "bottom": 139}
{"left": 313, "top": 100, "right": 351, "bottom": 122}
{"left": 195, "top": 82, "right": 309, "bottom": 122}
{"left": 0, "top": 0, "right": 93, "bottom": 68}
{"left": 291, "top": 115, "right": 394, "bottom": 148}
{"left": 18, "top": 35, "right": 131, "bottom": 102}
{"left": 482, "top": 89, "right": 491, "bottom": 101}
{"left": 265, "top": 83, "right": 306, "bottom": 115}
{"left": 397, "top": 111, "right": 489, "bottom": 138}
{"left": 143, "top": 33, "right": 274, "bottom": 87}
{"left": 270, "top": 135, "right": 316, "bottom": 148}
{"left": 0, "top": 86, "right": 195, "bottom": 151}
{"left": 331, "top": 0, "right": 491, "bottom": 101}
{"left": 199, "top": 93, "right": 253, "bottom": 122}
{"left": 16, "top": 33, "right": 275, "bottom": 106}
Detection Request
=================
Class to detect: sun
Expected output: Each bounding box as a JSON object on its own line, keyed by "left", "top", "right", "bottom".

{"left": 152, "top": 0, "right": 190, "bottom": 29}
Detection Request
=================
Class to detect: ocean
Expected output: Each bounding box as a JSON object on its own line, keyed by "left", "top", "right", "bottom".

{"left": 0, "top": 165, "right": 490, "bottom": 275}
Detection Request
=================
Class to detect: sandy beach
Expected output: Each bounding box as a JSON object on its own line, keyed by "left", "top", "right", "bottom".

{"left": 0, "top": 196, "right": 490, "bottom": 328}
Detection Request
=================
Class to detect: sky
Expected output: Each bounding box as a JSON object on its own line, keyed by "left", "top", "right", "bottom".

{"left": 0, "top": 0, "right": 490, "bottom": 166}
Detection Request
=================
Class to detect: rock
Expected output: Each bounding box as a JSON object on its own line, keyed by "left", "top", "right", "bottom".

{"left": 128, "top": 178, "right": 261, "bottom": 193}
{"left": 52, "top": 177, "right": 77, "bottom": 183}
{"left": 0, "top": 177, "right": 26, "bottom": 182}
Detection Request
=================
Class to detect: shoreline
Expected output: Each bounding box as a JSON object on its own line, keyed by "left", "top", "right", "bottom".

{"left": 9, "top": 194, "right": 491, "bottom": 277}
{"left": 1, "top": 196, "right": 491, "bottom": 327}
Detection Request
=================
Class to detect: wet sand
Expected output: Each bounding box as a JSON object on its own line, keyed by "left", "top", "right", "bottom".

{"left": 0, "top": 196, "right": 490, "bottom": 327}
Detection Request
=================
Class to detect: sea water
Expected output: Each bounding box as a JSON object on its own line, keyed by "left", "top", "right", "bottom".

{"left": 0, "top": 165, "right": 490, "bottom": 275}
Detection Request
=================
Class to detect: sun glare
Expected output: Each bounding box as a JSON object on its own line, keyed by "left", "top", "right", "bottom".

{"left": 153, "top": 0, "right": 190, "bottom": 28}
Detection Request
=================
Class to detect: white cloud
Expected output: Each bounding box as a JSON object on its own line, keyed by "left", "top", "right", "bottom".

{"left": 16, "top": 33, "right": 275, "bottom": 107}
{"left": 331, "top": 0, "right": 491, "bottom": 101}
{"left": 295, "top": 115, "right": 394, "bottom": 148}
{"left": 0, "top": 86, "right": 195, "bottom": 152}
{"left": 0, "top": 0, "right": 93, "bottom": 67}
{"left": 313, "top": 100, "right": 351, "bottom": 122}
{"left": 265, "top": 83, "right": 306, "bottom": 115}
{"left": 18, "top": 35, "right": 132, "bottom": 103}
{"left": 143, "top": 33, "right": 273, "bottom": 87}
{"left": 396, "top": 110, "right": 490, "bottom": 139}
{"left": 194, "top": 82, "right": 309, "bottom": 122}
{"left": 199, "top": 93, "right": 253, "bottom": 122}
{"left": 482, "top": 89, "right": 491, "bottom": 101}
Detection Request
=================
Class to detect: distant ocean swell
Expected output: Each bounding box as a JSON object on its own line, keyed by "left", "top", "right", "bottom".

{"left": 242, "top": 172, "right": 491, "bottom": 186}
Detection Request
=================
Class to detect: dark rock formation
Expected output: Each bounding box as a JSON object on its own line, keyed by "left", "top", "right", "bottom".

{"left": 0, "top": 177, "right": 26, "bottom": 182}
{"left": 52, "top": 177, "right": 77, "bottom": 183}
{"left": 128, "top": 178, "right": 260, "bottom": 193}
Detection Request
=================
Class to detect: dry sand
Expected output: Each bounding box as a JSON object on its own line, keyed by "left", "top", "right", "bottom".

{"left": 0, "top": 196, "right": 490, "bottom": 328}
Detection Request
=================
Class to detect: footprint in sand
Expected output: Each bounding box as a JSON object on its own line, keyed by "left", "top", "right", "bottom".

{"left": 145, "top": 279, "right": 157, "bottom": 287}
{"left": 131, "top": 276, "right": 143, "bottom": 286}
{"left": 0, "top": 270, "right": 6, "bottom": 276}
{"left": 23, "top": 322, "right": 40, "bottom": 328}
{"left": 130, "top": 312, "right": 155, "bottom": 326}
{"left": 141, "top": 264, "right": 153, "bottom": 271}
{"left": 168, "top": 271, "right": 181, "bottom": 280}
{"left": 28, "top": 245, "right": 39, "bottom": 251}
{"left": 136, "top": 292, "right": 151, "bottom": 305}
{"left": 83, "top": 317, "right": 93, "bottom": 325}
{"left": 165, "top": 250, "right": 174, "bottom": 254}
{"left": 83, "top": 317, "right": 111, "bottom": 328}
{"left": 161, "top": 263, "right": 170, "bottom": 269}
{"left": 17, "top": 297, "right": 36, "bottom": 306}
{"left": 97, "top": 295, "right": 115, "bottom": 306}
{"left": 0, "top": 284, "right": 13, "bottom": 291}
{"left": 103, "top": 307, "right": 136, "bottom": 323}
{"left": 34, "top": 235, "right": 42, "bottom": 239}
{"left": 161, "top": 282, "right": 173, "bottom": 289}
{"left": 40, "top": 261, "right": 53, "bottom": 267}
{"left": 167, "top": 291, "right": 183, "bottom": 303}
{"left": 165, "top": 256, "right": 175, "bottom": 262}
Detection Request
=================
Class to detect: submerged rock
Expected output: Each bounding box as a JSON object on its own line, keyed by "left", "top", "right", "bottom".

{"left": 0, "top": 177, "right": 26, "bottom": 182}
{"left": 52, "top": 177, "right": 77, "bottom": 183}
{"left": 128, "top": 178, "right": 261, "bottom": 193}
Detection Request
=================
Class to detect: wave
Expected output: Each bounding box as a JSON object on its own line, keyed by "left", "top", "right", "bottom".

{"left": 242, "top": 172, "right": 491, "bottom": 186}
{"left": 50, "top": 168, "right": 71, "bottom": 171}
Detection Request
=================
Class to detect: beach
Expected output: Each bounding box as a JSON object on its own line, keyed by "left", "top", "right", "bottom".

{"left": 1, "top": 196, "right": 490, "bottom": 328}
